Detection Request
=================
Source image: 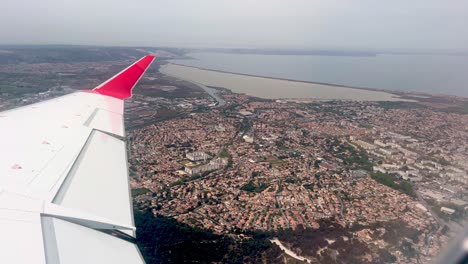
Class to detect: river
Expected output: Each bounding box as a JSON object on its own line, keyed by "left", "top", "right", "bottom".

{"left": 163, "top": 67, "right": 226, "bottom": 106}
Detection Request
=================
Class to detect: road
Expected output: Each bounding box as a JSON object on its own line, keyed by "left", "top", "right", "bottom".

{"left": 270, "top": 238, "right": 311, "bottom": 263}
{"left": 336, "top": 193, "right": 345, "bottom": 218}
{"left": 415, "top": 190, "right": 446, "bottom": 227}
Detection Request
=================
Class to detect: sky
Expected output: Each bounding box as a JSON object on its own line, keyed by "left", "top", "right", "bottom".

{"left": 1, "top": 0, "right": 467, "bottom": 51}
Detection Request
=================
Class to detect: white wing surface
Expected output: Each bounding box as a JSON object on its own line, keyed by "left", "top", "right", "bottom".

{"left": 0, "top": 55, "right": 155, "bottom": 263}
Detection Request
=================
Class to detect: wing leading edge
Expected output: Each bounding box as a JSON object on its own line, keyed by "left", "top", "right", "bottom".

{"left": 0, "top": 55, "right": 155, "bottom": 263}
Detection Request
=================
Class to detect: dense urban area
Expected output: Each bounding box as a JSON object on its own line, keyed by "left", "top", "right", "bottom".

{"left": 1, "top": 46, "right": 467, "bottom": 263}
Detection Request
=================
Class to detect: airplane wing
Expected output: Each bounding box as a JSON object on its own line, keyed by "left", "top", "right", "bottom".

{"left": 0, "top": 55, "right": 155, "bottom": 263}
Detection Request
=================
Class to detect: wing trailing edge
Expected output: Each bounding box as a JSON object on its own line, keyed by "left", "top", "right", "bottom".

{"left": 92, "top": 55, "right": 155, "bottom": 99}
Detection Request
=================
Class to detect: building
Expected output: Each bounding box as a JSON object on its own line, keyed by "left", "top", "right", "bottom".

{"left": 186, "top": 151, "right": 211, "bottom": 162}
{"left": 440, "top": 207, "right": 455, "bottom": 215}
{"left": 243, "top": 135, "right": 254, "bottom": 143}
{"left": 374, "top": 140, "right": 387, "bottom": 147}
{"left": 354, "top": 140, "right": 376, "bottom": 150}
{"left": 239, "top": 110, "right": 253, "bottom": 116}
{"left": 351, "top": 170, "right": 369, "bottom": 178}
{"left": 185, "top": 158, "right": 228, "bottom": 176}
{"left": 446, "top": 168, "right": 468, "bottom": 185}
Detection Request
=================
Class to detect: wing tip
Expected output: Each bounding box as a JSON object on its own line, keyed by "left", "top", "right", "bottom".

{"left": 90, "top": 55, "right": 156, "bottom": 100}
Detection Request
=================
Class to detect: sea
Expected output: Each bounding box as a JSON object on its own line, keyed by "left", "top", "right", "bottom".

{"left": 170, "top": 52, "right": 468, "bottom": 97}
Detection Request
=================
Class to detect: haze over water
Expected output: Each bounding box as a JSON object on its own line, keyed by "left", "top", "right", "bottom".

{"left": 171, "top": 52, "right": 468, "bottom": 97}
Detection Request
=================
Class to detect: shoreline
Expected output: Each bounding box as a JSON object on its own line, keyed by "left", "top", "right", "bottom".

{"left": 169, "top": 62, "right": 429, "bottom": 98}
{"left": 160, "top": 63, "right": 418, "bottom": 102}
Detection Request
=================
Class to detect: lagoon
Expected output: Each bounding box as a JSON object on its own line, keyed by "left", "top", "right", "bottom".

{"left": 170, "top": 52, "right": 468, "bottom": 97}
{"left": 160, "top": 64, "right": 412, "bottom": 102}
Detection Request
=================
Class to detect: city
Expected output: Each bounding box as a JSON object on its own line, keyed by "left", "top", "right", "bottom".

{"left": 128, "top": 83, "right": 467, "bottom": 263}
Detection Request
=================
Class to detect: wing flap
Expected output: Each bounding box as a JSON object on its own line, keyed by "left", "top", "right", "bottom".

{"left": 43, "top": 217, "right": 144, "bottom": 264}
{"left": 53, "top": 130, "right": 134, "bottom": 235}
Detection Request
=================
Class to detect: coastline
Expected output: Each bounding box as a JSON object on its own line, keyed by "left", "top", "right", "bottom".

{"left": 160, "top": 63, "right": 416, "bottom": 102}
{"left": 169, "top": 62, "right": 425, "bottom": 98}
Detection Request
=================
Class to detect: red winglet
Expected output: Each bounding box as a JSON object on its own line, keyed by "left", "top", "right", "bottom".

{"left": 91, "top": 55, "right": 155, "bottom": 99}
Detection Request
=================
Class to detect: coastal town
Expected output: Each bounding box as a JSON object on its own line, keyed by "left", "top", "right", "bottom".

{"left": 1, "top": 47, "right": 466, "bottom": 263}
{"left": 129, "top": 84, "right": 467, "bottom": 263}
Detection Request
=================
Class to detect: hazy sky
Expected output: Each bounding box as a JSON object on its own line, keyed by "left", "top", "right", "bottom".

{"left": 1, "top": 0, "right": 467, "bottom": 51}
